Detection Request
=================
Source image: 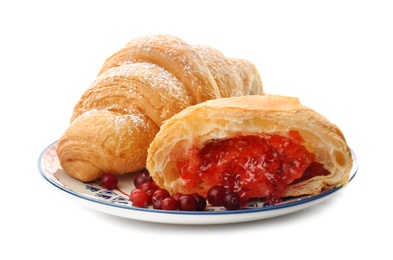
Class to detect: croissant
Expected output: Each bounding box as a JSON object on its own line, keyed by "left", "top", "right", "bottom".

{"left": 146, "top": 94, "right": 353, "bottom": 203}
{"left": 57, "top": 34, "right": 263, "bottom": 182}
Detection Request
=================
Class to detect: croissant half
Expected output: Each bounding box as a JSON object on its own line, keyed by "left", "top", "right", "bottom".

{"left": 57, "top": 34, "right": 263, "bottom": 182}
{"left": 146, "top": 94, "right": 353, "bottom": 203}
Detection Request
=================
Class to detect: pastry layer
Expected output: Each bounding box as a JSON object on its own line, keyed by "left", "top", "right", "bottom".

{"left": 146, "top": 94, "right": 353, "bottom": 199}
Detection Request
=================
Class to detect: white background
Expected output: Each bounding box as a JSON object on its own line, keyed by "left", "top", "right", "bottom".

{"left": 1, "top": 0, "right": 392, "bottom": 259}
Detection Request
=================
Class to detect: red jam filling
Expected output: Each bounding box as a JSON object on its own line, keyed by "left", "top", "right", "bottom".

{"left": 176, "top": 131, "right": 330, "bottom": 204}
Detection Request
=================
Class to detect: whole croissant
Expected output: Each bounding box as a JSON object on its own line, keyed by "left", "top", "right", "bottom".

{"left": 57, "top": 34, "right": 263, "bottom": 182}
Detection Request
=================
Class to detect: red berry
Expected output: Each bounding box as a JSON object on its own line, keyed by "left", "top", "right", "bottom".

{"left": 178, "top": 195, "right": 197, "bottom": 211}
{"left": 133, "top": 170, "right": 153, "bottom": 188}
{"left": 207, "top": 185, "right": 226, "bottom": 206}
{"left": 172, "top": 192, "right": 183, "bottom": 201}
{"left": 192, "top": 193, "right": 207, "bottom": 211}
{"left": 139, "top": 181, "right": 158, "bottom": 192}
{"left": 223, "top": 192, "right": 241, "bottom": 210}
{"left": 152, "top": 188, "right": 170, "bottom": 209}
{"left": 139, "top": 181, "right": 158, "bottom": 204}
{"left": 161, "top": 197, "right": 178, "bottom": 210}
{"left": 130, "top": 188, "right": 149, "bottom": 207}
{"left": 100, "top": 173, "right": 118, "bottom": 190}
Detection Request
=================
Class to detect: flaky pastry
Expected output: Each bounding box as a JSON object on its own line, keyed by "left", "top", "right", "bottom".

{"left": 57, "top": 34, "right": 263, "bottom": 182}
{"left": 146, "top": 94, "right": 353, "bottom": 202}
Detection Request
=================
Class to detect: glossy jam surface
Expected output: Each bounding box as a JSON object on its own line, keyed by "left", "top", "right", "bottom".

{"left": 177, "top": 132, "right": 323, "bottom": 203}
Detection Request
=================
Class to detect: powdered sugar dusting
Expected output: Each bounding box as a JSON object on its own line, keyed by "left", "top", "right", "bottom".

{"left": 112, "top": 112, "right": 144, "bottom": 133}
{"left": 121, "top": 34, "right": 220, "bottom": 102}
{"left": 96, "top": 61, "right": 188, "bottom": 101}
{"left": 76, "top": 59, "right": 193, "bottom": 128}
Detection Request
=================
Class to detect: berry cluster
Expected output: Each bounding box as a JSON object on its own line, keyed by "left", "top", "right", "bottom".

{"left": 130, "top": 170, "right": 207, "bottom": 211}
{"left": 100, "top": 170, "right": 243, "bottom": 211}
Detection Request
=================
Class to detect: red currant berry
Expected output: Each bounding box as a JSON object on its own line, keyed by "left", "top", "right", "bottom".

{"left": 178, "top": 194, "right": 197, "bottom": 211}
{"left": 223, "top": 192, "right": 241, "bottom": 210}
{"left": 172, "top": 192, "right": 183, "bottom": 201}
{"left": 192, "top": 193, "right": 207, "bottom": 211}
{"left": 130, "top": 188, "right": 149, "bottom": 207}
{"left": 133, "top": 170, "right": 153, "bottom": 188}
{"left": 100, "top": 173, "right": 118, "bottom": 190}
{"left": 207, "top": 185, "right": 226, "bottom": 206}
{"left": 139, "top": 181, "right": 158, "bottom": 205}
{"left": 152, "top": 188, "right": 170, "bottom": 209}
{"left": 161, "top": 197, "right": 178, "bottom": 210}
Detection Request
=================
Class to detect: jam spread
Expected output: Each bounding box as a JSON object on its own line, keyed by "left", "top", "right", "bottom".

{"left": 177, "top": 131, "right": 330, "bottom": 203}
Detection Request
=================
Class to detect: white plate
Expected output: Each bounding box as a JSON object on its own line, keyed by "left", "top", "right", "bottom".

{"left": 38, "top": 140, "right": 358, "bottom": 225}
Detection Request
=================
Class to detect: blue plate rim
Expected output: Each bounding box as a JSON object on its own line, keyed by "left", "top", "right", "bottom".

{"left": 38, "top": 140, "right": 358, "bottom": 217}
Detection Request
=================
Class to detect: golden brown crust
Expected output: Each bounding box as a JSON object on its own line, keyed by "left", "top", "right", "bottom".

{"left": 57, "top": 34, "right": 263, "bottom": 182}
{"left": 146, "top": 94, "right": 353, "bottom": 197}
